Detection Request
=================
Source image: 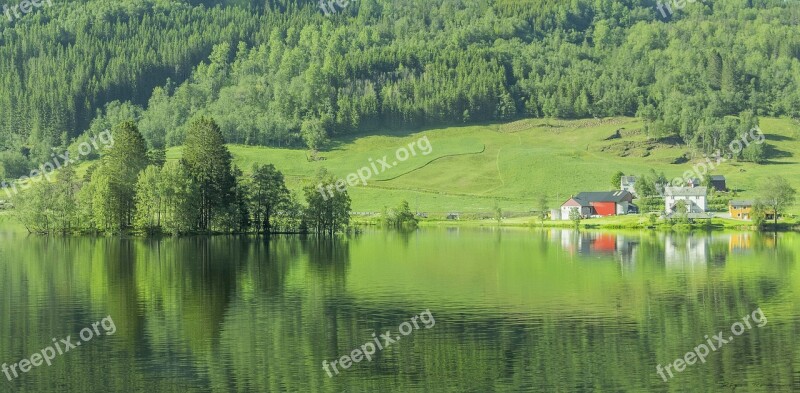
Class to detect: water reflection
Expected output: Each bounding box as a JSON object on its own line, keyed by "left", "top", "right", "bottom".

{"left": 552, "top": 229, "right": 790, "bottom": 271}
{"left": 0, "top": 229, "right": 797, "bottom": 392}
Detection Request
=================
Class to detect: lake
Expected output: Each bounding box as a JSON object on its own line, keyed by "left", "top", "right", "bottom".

{"left": 0, "top": 227, "right": 796, "bottom": 392}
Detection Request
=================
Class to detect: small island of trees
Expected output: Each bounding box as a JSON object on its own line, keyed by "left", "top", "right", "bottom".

{"left": 11, "top": 117, "right": 355, "bottom": 236}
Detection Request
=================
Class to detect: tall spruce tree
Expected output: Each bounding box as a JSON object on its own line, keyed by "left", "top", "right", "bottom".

{"left": 90, "top": 121, "right": 149, "bottom": 231}
{"left": 249, "top": 163, "right": 290, "bottom": 234}
{"left": 181, "top": 117, "right": 235, "bottom": 231}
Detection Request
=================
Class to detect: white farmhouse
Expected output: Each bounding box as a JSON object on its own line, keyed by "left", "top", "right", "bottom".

{"left": 620, "top": 176, "right": 637, "bottom": 196}
{"left": 664, "top": 186, "right": 707, "bottom": 213}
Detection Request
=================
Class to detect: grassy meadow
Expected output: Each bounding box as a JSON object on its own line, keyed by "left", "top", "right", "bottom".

{"left": 156, "top": 117, "right": 800, "bottom": 216}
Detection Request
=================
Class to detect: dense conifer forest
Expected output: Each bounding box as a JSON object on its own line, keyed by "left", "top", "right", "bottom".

{"left": 0, "top": 0, "right": 798, "bottom": 176}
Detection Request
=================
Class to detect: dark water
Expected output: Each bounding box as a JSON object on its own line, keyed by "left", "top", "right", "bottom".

{"left": 0, "top": 228, "right": 796, "bottom": 392}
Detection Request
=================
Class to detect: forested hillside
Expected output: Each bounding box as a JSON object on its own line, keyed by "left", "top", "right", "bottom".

{"left": 1, "top": 0, "right": 799, "bottom": 178}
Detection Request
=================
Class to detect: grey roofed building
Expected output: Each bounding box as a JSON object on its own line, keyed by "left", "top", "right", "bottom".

{"left": 663, "top": 186, "right": 707, "bottom": 197}
{"left": 620, "top": 176, "right": 637, "bottom": 194}
{"left": 573, "top": 190, "right": 635, "bottom": 205}
{"left": 710, "top": 175, "right": 727, "bottom": 191}
{"left": 664, "top": 186, "right": 708, "bottom": 213}
{"left": 729, "top": 200, "right": 753, "bottom": 208}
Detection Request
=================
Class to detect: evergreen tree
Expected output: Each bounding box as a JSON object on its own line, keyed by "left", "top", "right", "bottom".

{"left": 303, "top": 168, "right": 351, "bottom": 235}
{"left": 93, "top": 120, "right": 149, "bottom": 230}
{"left": 181, "top": 117, "right": 236, "bottom": 231}
{"left": 133, "top": 165, "right": 163, "bottom": 234}
{"left": 248, "top": 164, "right": 290, "bottom": 234}
{"left": 160, "top": 161, "right": 201, "bottom": 235}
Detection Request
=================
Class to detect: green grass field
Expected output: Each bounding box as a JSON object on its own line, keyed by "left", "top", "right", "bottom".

{"left": 162, "top": 116, "right": 798, "bottom": 215}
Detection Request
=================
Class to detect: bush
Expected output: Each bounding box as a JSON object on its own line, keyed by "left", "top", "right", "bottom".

{"left": 637, "top": 197, "right": 664, "bottom": 213}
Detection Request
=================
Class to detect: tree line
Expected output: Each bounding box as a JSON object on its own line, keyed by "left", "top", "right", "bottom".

{"left": 1, "top": 0, "right": 799, "bottom": 180}
{"left": 11, "top": 118, "right": 353, "bottom": 235}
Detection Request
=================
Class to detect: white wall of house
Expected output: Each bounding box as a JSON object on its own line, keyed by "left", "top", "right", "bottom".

{"left": 665, "top": 195, "right": 706, "bottom": 213}
{"left": 561, "top": 206, "right": 575, "bottom": 220}
{"left": 561, "top": 206, "right": 591, "bottom": 220}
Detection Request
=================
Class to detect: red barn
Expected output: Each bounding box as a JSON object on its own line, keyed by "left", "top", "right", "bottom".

{"left": 560, "top": 191, "right": 636, "bottom": 219}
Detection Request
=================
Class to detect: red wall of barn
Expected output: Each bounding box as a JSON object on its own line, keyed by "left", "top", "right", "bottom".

{"left": 591, "top": 202, "right": 616, "bottom": 216}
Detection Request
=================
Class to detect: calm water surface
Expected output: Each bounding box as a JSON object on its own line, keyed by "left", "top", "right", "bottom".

{"left": 0, "top": 228, "right": 797, "bottom": 392}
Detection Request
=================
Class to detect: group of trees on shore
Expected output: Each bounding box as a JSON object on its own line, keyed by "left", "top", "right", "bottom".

{"left": 11, "top": 118, "right": 353, "bottom": 235}
{"left": 2, "top": 0, "right": 800, "bottom": 180}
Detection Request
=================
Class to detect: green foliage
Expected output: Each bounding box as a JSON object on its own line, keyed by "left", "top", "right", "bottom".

{"left": 248, "top": 164, "right": 290, "bottom": 233}
{"left": 637, "top": 197, "right": 664, "bottom": 214}
{"left": 215, "top": 165, "right": 251, "bottom": 233}
{"left": 133, "top": 166, "right": 163, "bottom": 234}
{"left": 568, "top": 208, "right": 581, "bottom": 228}
{"left": 160, "top": 161, "right": 201, "bottom": 235}
{"left": 300, "top": 119, "right": 328, "bottom": 151}
{"left": 752, "top": 200, "right": 766, "bottom": 230}
{"left": 384, "top": 200, "right": 418, "bottom": 229}
{"left": 635, "top": 175, "right": 657, "bottom": 197}
{"left": 708, "top": 195, "right": 732, "bottom": 212}
{"left": 612, "top": 171, "right": 624, "bottom": 189}
{"left": 648, "top": 213, "right": 658, "bottom": 228}
{"left": 303, "top": 169, "right": 351, "bottom": 235}
{"left": 87, "top": 121, "right": 149, "bottom": 232}
{"left": 181, "top": 117, "right": 236, "bottom": 231}
{"left": 147, "top": 148, "right": 167, "bottom": 168}
{"left": 537, "top": 194, "right": 549, "bottom": 222}
{"left": 11, "top": 181, "right": 57, "bottom": 233}
{"left": 0, "top": 150, "right": 30, "bottom": 179}
{"left": 0, "top": 0, "right": 798, "bottom": 176}
{"left": 759, "top": 176, "right": 797, "bottom": 225}
{"left": 674, "top": 200, "right": 689, "bottom": 224}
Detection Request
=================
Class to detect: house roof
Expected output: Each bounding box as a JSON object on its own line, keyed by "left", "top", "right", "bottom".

{"left": 573, "top": 191, "right": 633, "bottom": 205}
{"left": 710, "top": 175, "right": 726, "bottom": 181}
{"left": 621, "top": 176, "right": 636, "bottom": 184}
{"left": 664, "top": 186, "right": 707, "bottom": 197}
{"left": 729, "top": 200, "right": 753, "bottom": 208}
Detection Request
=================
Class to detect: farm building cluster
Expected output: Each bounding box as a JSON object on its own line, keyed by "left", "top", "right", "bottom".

{"left": 552, "top": 175, "right": 769, "bottom": 221}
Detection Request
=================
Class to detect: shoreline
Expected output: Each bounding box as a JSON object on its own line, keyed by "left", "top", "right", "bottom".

{"left": 2, "top": 210, "right": 798, "bottom": 235}
{"left": 398, "top": 214, "right": 800, "bottom": 233}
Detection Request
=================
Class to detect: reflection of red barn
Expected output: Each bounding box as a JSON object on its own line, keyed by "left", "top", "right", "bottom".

{"left": 592, "top": 234, "right": 617, "bottom": 252}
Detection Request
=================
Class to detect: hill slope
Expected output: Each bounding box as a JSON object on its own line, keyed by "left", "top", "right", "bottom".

{"left": 164, "top": 117, "right": 800, "bottom": 214}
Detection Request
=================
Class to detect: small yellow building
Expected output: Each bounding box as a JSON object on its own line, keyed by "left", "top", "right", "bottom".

{"left": 729, "top": 200, "right": 775, "bottom": 221}
{"left": 729, "top": 200, "right": 753, "bottom": 220}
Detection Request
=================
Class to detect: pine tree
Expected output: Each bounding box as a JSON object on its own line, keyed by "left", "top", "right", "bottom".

{"left": 181, "top": 117, "right": 235, "bottom": 231}
{"left": 133, "top": 165, "right": 163, "bottom": 234}
{"left": 249, "top": 164, "right": 290, "bottom": 234}
{"left": 96, "top": 120, "right": 149, "bottom": 230}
